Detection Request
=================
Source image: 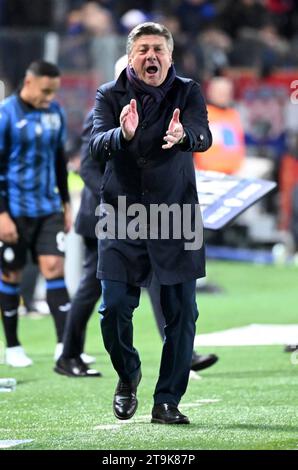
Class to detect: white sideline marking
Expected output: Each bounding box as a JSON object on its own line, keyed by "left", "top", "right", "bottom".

{"left": 0, "top": 439, "right": 33, "bottom": 449}
{"left": 94, "top": 415, "right": 152, "bottom": 430}
{"left": 179, "top": 399, "right": 221, "bottom": 409}
{"left": 93, "top": 424, "right": 125, "bottom": 430}
{"left": 195, "top": 324, "right": 298, "bottom": 346}
{"left": 93, "top": 402, "right": 220, "bottom": 430}
{"left": 196, "top": 399, "right": 220, "bottom": 403}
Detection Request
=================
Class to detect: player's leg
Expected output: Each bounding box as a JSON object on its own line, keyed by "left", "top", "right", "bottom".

{"left": 36, "top": 213, "right": 70, "bottom": 355}
{"left": 0, "top": 242, "right": 32, "bottom": 367}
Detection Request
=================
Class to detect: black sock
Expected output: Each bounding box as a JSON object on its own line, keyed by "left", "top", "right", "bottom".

{"left": 0, "top": 280, "right": 20, "bottom": 347}
{"left": 46, "top": 278, "right": 70, "bottom": 343}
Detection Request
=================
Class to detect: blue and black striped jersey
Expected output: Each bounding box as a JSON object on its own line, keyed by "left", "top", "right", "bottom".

{"left": 0, "top": 95, "right": 67, "bottom": 217}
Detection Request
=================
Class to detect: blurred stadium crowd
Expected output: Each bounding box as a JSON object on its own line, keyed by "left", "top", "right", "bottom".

{"left": 1, "top": 1, "right": 298, "bottom": 83}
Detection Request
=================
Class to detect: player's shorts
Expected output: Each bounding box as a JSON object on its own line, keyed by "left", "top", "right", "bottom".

{"left": 0, "top": 212, "right": 66, "bottom": 273}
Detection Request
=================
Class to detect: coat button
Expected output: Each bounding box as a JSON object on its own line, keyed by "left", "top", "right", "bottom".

{"left": 141, "top": 121, "right": 147, "bottom": 129}
{"left": 137, "top": 157, "right": 147, "bottom": 166}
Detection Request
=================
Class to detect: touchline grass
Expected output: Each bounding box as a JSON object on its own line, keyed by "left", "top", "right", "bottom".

{"left": 1, "top": 260, "right": 298, "bottom": 450}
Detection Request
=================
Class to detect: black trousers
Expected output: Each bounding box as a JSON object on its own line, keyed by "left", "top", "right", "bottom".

{"left": 62, "top": 238, "right": 198, "bottom": 379}
{"left": 62, "top": 237, "right": 101, "bottom": 358}
{"left": 62, "top": 238, "right": 165, "bottom": 358}
{"left": 99, "top": 279, "right": 198, "bottom": 406}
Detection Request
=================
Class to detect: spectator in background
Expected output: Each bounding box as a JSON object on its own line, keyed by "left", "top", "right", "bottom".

{"left": 0, "top": 0, "right": 54, "bottom": 28}
{"left": 0, "top": 61, "right": 72, "bottom": 367}
{"left": 199, "top": 27, "right": 231, "bottom": 78}
{"left": 194, "top": 76, "right": 245, "bottom": 174}
{"left": 176, "top": 0, "right": 220, "bottom": 37}
{"left": 81, "top": 1, "right": 116, "bottom": 36}
{"left": 157, "top": 13, "right": 206, "bottom": 83}
{"left": 220, "top": 0, "right": 269, "bottom": 39}
{"left": 65, "top": 1, "right": 116, "bottom": 37}
{"left": 120, "top": 9, "right": 149, "bottom": 33}
{"left": 228, "top": 20, "right": 290, "bottom": 73}
{"left": 265, "top": 0, "right": 298, "bottom": 39}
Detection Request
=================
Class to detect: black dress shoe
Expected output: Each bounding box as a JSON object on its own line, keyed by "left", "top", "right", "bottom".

{"left": 284, "top": 344, "right": 298, "bottom": 352}
{"left": 151, "top": 403, "right": 190, "bottom": 425}
{"left": 113, "top": 369, "right": 142, "bottom": 420}
{"left": 54, "top": 357, "right": 102, "bottom": 377}
{"left": 191, "top": 351, "right": 218, "bottom": 371}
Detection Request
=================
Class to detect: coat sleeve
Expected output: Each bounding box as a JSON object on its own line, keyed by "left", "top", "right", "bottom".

{"left": 89, "top": 86, "right": 126, "bottom": 163}
{"left": 80, "top": 110, "right": 102, "bottom": 198}
{"left": 180, "top": 82, "right": 212, "bottom": 153}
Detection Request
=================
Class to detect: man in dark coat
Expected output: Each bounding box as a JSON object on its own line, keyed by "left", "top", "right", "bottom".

{"left": 54, "top": 110, "right": 217, "bottom": 378}
{"left": 90, "top": 22, "right": 212, "bottom": 424}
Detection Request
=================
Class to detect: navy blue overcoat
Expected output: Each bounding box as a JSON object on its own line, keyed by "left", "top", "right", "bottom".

{"left": 90, "top": 70, "right": 212, "bottom": 286}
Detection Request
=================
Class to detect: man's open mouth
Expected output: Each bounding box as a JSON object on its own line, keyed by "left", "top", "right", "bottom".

{"left": 146, "top": 65, "right": 158, "bottom": 75}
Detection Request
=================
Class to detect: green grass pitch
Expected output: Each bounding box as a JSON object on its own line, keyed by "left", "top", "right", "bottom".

{"left": 1, "top": 261, "right": 298, "bottom": 450}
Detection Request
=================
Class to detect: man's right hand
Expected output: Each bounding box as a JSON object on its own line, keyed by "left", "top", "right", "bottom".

{"left": 120, "top": 99, "right": 139, "bottom": 141}
{"left": 0, "top": 212, "right": 18, "bottom": 244}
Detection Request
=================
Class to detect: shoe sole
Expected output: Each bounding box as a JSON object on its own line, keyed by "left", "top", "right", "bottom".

{"left": 6, "top": 361, "right": 33, "bottom": 368}
{"left": 151, "top": 418, "right": 190, "bottom": 425}
{"left": 54, "top": 366, "right": 81, "bottom": 377}
{"left": 113, "top": 400, "right": 138, "bottom": 420}
{"left": 53, "top": 366, "right": 101, "bottom": 378}
{"left": 191, "top": 356, "right": 218, "bottom": 372}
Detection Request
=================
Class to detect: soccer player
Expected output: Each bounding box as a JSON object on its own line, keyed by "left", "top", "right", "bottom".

{"left": 0, "top": 60, "right": 72, "bottom": 367}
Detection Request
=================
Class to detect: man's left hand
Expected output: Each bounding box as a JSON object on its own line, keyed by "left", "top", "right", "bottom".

{"left": 162, "top": 108, "right": 184, "bottom": 149}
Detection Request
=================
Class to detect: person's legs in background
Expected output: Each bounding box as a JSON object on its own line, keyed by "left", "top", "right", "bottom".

{"left": 0, "top": 269, "right": 33, "bottom": 367}
{"left": 0, "top": 239, "right": 32, "bottom": 367}
{"left": 54, "top": 237, "right": 102, "bottom": 377}
{"left": 19, "top": 260, "right": 40, "bottom": 313}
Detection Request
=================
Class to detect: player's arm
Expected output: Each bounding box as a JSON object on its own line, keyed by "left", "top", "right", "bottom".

{"left": 0, "top": 109, "right": 18, "bottom": 243}
{"left": 0, "top": 109, "right": 9, "bottom": 214}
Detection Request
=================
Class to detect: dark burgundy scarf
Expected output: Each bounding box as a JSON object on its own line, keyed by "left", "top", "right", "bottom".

{"left": 126, "top": 64, "right": 176, "bottom": 117}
